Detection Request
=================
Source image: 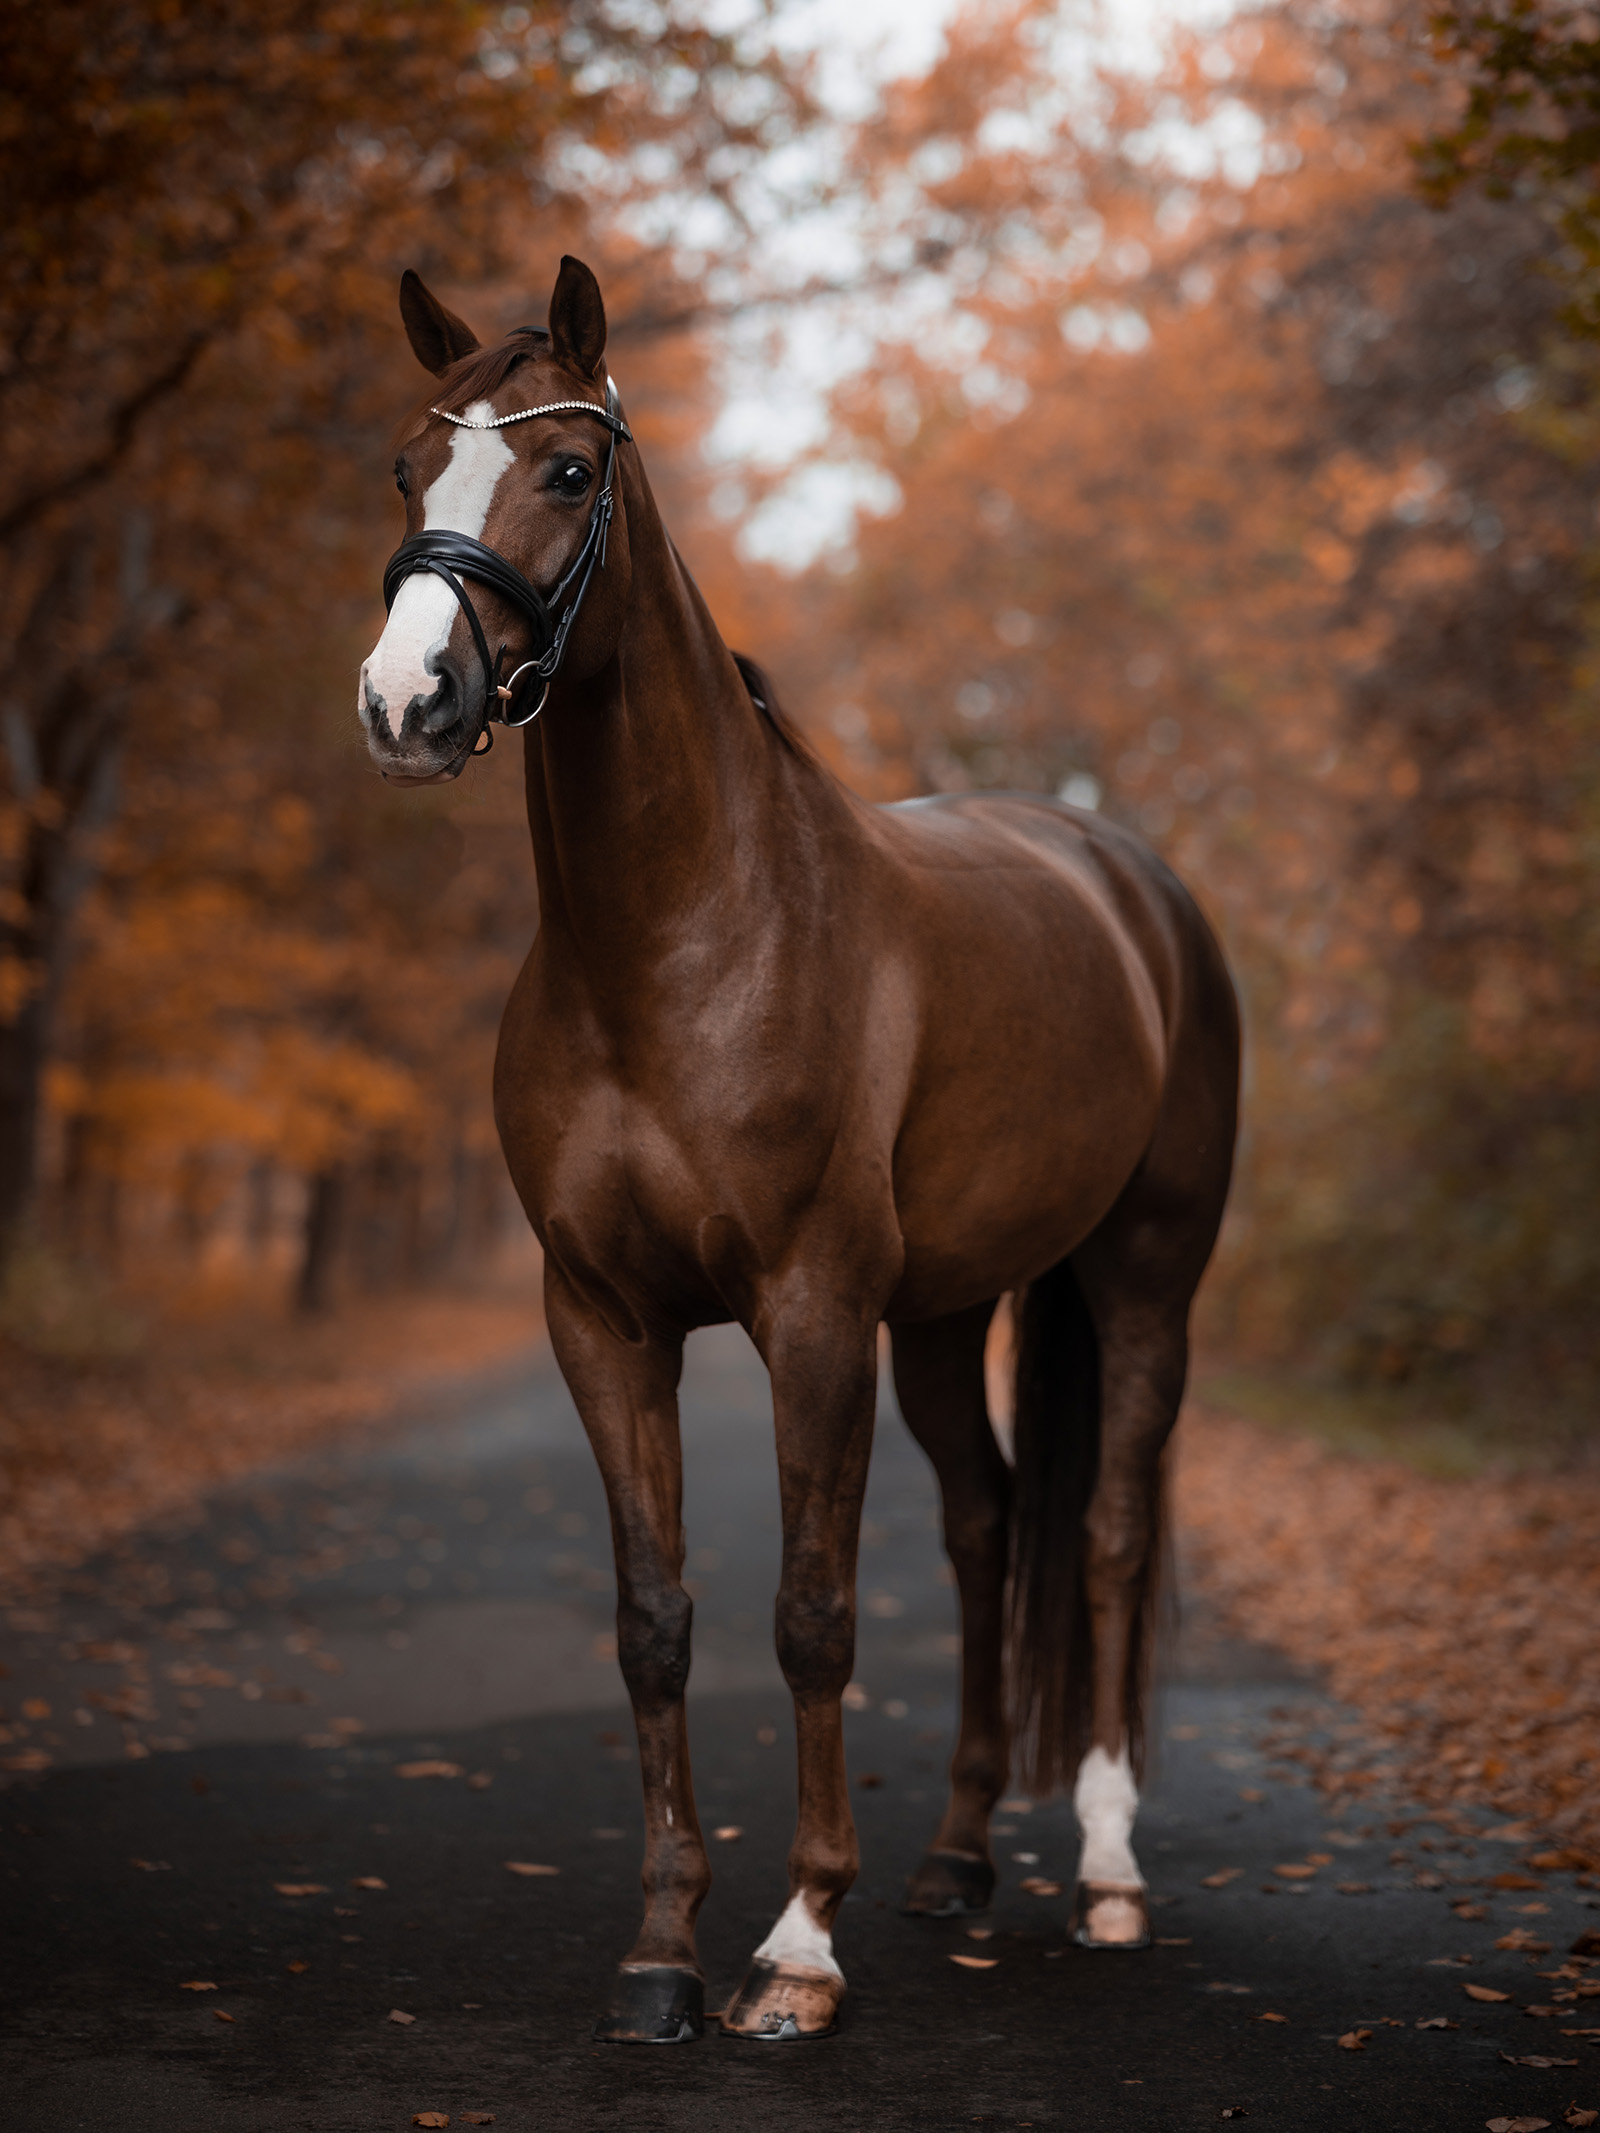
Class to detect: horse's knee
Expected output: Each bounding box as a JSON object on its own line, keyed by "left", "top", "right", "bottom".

{"left": 616, "top": 1580, "right": 693, "bottom": 1706}
{"left": 943, "top": 1492, "right": 1009, "bottom": 1575}
{"left": 1085, "top": 1486, "right": 1159, "bottom": 1593}
{"left": 774, "top": 1582, "right": 855, "bottom": 1696}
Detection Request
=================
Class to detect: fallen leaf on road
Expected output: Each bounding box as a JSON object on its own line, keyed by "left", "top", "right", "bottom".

{"left": 286, "top": 1961, "right": 308, "bottom": 1974}
{"left": 713, "top": 1826, "right": 743, "bottom": 1842}
{"left": 461, "top": 2116, "right": 496, "bottom": 2126}
{"left": 966, "top": 1927, "right": 994, "bottom": 1941}
{"left": 1337, "top": 1882, "right": 1373, "bottom": 1895}
{"left": 1, "top": 1751, "right": 51, "bottom": 1773}
{"left": 412, "top": 2116, "right": 449, "bottom": 2127}
{"left": 1019, "top": 1877, "right": 1063, "bottom": 1896}
{"left": 20, "top": 1698, "right": 50, "bottom": 1720}
{"left": 1486, "top": 2119, "right": 1551, "bottom": 2132}
{"left": 1254, "top": 2011, "right": 1289, "bottom": 2023}
{"left": 1563, "top": 2109, "right": 1598, "bottom": 2128}
{"left": 179, "top": 1981, "right": 217, "bottom": 1992}
{"left": 466, "top": 1773, "right": 493, "bottom": 1790}
{"left": 388, "top": 2009, "right": 416, "bottom": 2025}
{"left": 1201, "top": 1869, "right": 1242, "bottom": 1888}
{"left": 130, "top": 1859, "right": 171, "bottom": 1872}
{"left": 1467, "top": 1984, "right": 1513, "bottom": 2003}
{"left": 1337, "top": 2029, "right": 1372, "bottom": 2050}
{"left": 212, "top": 2009, "right": 234, "bottom": 2023}
{"left": 1416, "top": 2016, "right": 1459, "bottom": 2029}
{"left": 1573, "top": 1932, "right": 1600, "bottom": 1958}
{"left": 503, "top": 1861, "right": 559, "bottom": 1877}
{"left": 1154, "top": 1937, "right": 1193, "bottom": 1947}
{"left": 1273, "top": 1864, "right": 1317, "bottom": 1880}
{"left": 274, "top": 1884, "right": 327, "bottom": 1897}
{"left": 1500, "top": 1932, "right": 1552, "bottom": 1952}
{"left": 1456, "top": 1904, "right": 1491, "bottom": 1921}
{"left": 949, "top": 1955, "right": 998, "bottom": 1969}
{"left": 350, "top": 1877, "right": 387, "bottom": 1890}
{"left": 1493, "top": 1874, "right": 1547, "bottom": 1892}
{"left": 1527, "top": 2006, "right": 1561, "bottom": 2019}
{"left": 1306, "top": 1852, "right": 1334, "bottom": 1867}
{"left": 1501, "top": 2054, "right": 1578, "bottom": 2069}
{"left": 397, "top": 1761, "right": 463, "bottom": 1780}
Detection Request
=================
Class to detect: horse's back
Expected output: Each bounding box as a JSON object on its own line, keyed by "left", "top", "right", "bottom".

{"left": 873, "top": 790, "right": 1226, "bottom": 1047}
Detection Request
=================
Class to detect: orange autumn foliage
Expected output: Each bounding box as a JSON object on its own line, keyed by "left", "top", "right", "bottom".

{"left": 705, "top": 0, "right": 1600, "bottom": 1431}
{"left": 0, "top": 0, "right": 808, "bottom": 1309}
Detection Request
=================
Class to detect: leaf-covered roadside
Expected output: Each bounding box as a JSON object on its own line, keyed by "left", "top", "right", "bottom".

{"left": 0, "top": 1284, "right": 542, "bottom": 1600}
{"left": 1176, "top": 1403, "right": 1600, "bottom": 1854}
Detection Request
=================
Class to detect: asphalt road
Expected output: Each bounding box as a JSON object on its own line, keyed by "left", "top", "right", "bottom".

{"left": 2, "top": 1327, "right": 1597, "bottom": 2132}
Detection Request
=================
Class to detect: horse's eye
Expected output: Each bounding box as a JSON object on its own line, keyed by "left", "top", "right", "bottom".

{"left": 394, "top": 465, "right": 410, "bottom": 498}
{"left": 554, "top": 461, "right": 592, "bottom": 496}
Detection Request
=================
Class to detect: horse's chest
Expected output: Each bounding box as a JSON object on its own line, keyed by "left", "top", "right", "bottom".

{"left": 504, "top": 1042, "right": 828, "bottom": 1304}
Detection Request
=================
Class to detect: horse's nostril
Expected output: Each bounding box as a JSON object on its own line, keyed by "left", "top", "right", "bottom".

{"left": 419, "top": 667, "right": 461, "bottom": 735}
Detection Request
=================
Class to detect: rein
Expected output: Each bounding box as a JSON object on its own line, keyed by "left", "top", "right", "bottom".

{"left": 380, "top": 377, "right": 632, "bottom": 773}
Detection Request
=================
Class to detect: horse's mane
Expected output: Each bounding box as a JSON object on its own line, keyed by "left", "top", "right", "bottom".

{"left": 730, "top": 652, "right": 818, "bottom": 765}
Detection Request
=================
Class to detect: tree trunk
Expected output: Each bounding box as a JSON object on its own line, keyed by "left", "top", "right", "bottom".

{"left": 0, "top": 516, "right": 167, "bottom": 1261}
{"left": 0, "top": 992, "right": 47, "bottom": 1254}
{"left": 296, "top": 1166, "right": 346, "bottom": 1316}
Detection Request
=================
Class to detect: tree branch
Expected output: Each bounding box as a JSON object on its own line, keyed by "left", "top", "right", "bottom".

{"left": 0, "top": 332, "right": 212, "bottom": 546}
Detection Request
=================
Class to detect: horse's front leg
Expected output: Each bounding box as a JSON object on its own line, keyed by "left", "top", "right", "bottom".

{"left": 722, "top": 1301, "right": 879, "bottom": 2041}
{"left": 544, "top": 1266, "right": 711, "bottom": 2043}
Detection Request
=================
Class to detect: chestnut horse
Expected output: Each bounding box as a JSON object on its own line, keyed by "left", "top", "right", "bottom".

{"left": 359, "top": 257, "right": 1238, "bottom": 2044}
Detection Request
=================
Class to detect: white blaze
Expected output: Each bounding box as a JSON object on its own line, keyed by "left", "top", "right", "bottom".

{"left": 752, "top": 1891, "right": 843, "bottom": 1978}
{"left": 360, "top": 402, "right": 515, "bottom": 738}
{"left": 1074, "top": 1741, "right": 1143, "bottom": 1888}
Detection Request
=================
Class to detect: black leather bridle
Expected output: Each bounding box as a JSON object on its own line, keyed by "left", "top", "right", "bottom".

{"left": 380, "top": 374, "right": 632, "bottom": 771}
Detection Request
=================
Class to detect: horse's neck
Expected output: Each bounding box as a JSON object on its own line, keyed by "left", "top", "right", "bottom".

{"left": 524, "top": 457, "right": 785, "bottom": 965}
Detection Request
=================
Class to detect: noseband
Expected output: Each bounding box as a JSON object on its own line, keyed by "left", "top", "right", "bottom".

{"left": 380, "top": 376, "right": 632, "bottom": 762}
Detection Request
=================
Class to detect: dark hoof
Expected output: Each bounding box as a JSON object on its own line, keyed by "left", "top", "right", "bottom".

{"left": 902, "top": 1848, "right": 995, "bottom": 1917}
{"left": 720, "top": 1957, "right": 842, "bottom": 2039}
{"left": 592, "top": 1964, "right": 704, "bottom": 2043}
{"left": 1072, "top": 1882, "right": 1150, "bottom": 1949}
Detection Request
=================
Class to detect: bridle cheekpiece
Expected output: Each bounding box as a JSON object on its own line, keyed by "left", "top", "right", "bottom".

{"left": 380, "top": 375, "right": 632, "bottom": 768}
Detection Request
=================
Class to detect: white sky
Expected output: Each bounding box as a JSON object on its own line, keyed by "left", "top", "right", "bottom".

{"left": 688, "top": 0, "right": 1242, "bottom": 567}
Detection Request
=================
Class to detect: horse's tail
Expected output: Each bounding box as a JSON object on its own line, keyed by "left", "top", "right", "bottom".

{"left": 1006, "top": 1257, "right": 1145, "bottom": 1795}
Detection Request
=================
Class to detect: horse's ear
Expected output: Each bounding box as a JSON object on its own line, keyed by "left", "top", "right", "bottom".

{"left": 399, "top": 270, "right": 482, "bottom": 376}
{"left": 547, "top": 256, "right": 607, "bottom": 379}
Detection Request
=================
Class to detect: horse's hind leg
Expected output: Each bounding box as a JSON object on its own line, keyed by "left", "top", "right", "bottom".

{"left": 1067, "top": 1271, "right": 1188, "bottom": 1949}
{"left": 891, "top": 1301, "right": 1011, "bottom": 1916}
{"left": 543, "top": 1265, "right": 711, "bottom": 2043}
{"left": 1062, "top": 1060, "right": 1235, "bottom": 1946}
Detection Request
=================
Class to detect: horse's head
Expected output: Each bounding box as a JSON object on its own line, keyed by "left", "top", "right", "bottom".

{"left": 359, "top": 256, "right": 633, "bottom": 784}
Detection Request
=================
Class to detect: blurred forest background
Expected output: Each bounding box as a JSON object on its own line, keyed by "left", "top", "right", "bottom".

{"left": 3, "top": 0, "right": 1598, "bottom": 1467}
